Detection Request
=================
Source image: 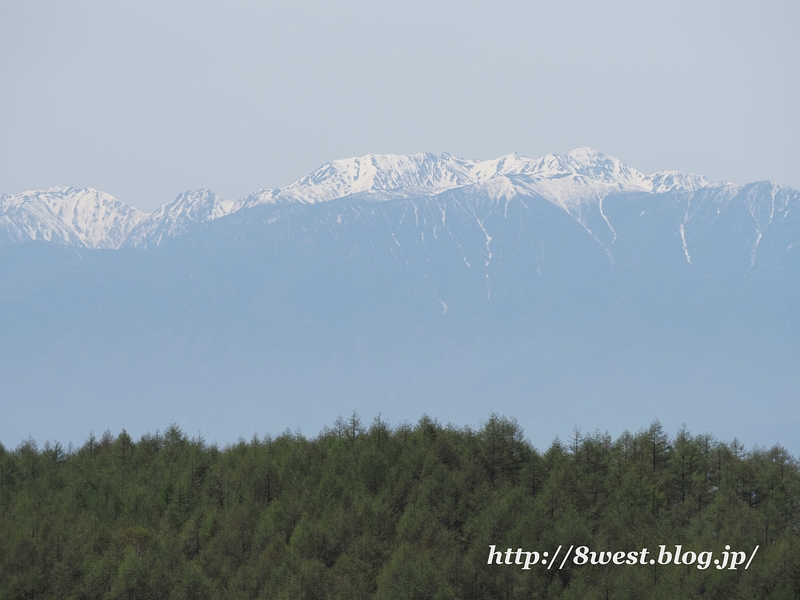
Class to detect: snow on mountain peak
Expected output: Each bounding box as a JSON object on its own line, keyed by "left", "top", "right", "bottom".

{"left": 2, "top": 148, "right": 731, "bottom": 250}
{"left": 237, "top": 148, "right": 698, "bottom": 213}
{"left": 531, "top": 148, "right": 650, "bottom": 187}
{"left": 125, "top": 189, "right": 235, "bottom": 248}
{"left": 647, "top": 171, "right": 711, "bottom": 193}
{"left": 278, "top": 152, "right": 479, "bottom": 203}
{"left": 0, "top": 186, "right": 144, "bottom": 248}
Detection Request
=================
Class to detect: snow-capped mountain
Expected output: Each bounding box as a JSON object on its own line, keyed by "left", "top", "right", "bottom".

{"left": 0, "top": 187, "right": 144, "bottom": 249}
{"left": 0, "top": 149, "right": 722, "bottom": 250}
{"left": 4, "top": 148, "right": 800, "bottom": 452}
{"left": 124, "top": 189, "right": 235, "bottom": 249}
{"left": 236, "top": 148, "right": 713, "bottom": 211}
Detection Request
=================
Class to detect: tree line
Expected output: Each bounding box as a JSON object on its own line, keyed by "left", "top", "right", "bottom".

{"left": 1, "top": 414, "right": 799, "bottom": 599}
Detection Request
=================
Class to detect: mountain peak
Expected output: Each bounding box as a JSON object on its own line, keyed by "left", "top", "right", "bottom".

{"left": 2, "top": 149, "right": 751, "bottom": 250}
{"left": 124, "top": 189, "right": 234, "bottom": 248}
{"left": 648, "top": 171, "right": 711, "bottom": 193}
{"left": 0, "top": 186, "right": 144, "bottom": 249}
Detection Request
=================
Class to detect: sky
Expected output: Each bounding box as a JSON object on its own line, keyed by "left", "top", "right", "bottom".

{"left": 1, "top": 1, "right": 798, "bottom": 212}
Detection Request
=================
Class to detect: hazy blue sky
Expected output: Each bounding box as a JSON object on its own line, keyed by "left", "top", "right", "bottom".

{"left": 2, "top": 1, "right": 798, "bottom": 212}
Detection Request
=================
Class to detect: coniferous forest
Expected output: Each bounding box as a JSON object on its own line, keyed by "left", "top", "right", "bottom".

{"left": 1, "top": 414, "right": 799, "bottom": 599}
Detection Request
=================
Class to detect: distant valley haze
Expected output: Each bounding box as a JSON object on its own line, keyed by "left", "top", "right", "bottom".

{"left": 2, "top": 148, "right": 799, "bottom": 453}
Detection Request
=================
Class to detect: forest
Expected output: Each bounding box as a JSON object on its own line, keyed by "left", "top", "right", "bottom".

{"left": 1, "top": 414, "right": 799, "bottom": 599}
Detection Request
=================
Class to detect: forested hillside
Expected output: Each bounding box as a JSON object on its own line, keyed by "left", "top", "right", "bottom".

{"left": 1, "top": 415, "right": 799, "bottom": 599}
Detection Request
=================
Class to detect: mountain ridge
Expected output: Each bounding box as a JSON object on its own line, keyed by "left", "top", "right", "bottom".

{"left": 3, "top": 149, "right": 800, "bottom": 450}
{"left": 1, "top": 149, "right": 737, "bottom": 250}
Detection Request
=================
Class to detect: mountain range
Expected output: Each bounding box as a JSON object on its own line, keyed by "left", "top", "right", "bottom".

{"left": 1, "top": 148, "right": 713, "bottom": 250}
{"left": 2, "top": 148, "right": 799, "bottom": 452}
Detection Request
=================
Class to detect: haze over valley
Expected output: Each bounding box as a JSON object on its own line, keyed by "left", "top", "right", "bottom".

{"left": 2, "top": 148, "right": 798, "bottom": 451}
